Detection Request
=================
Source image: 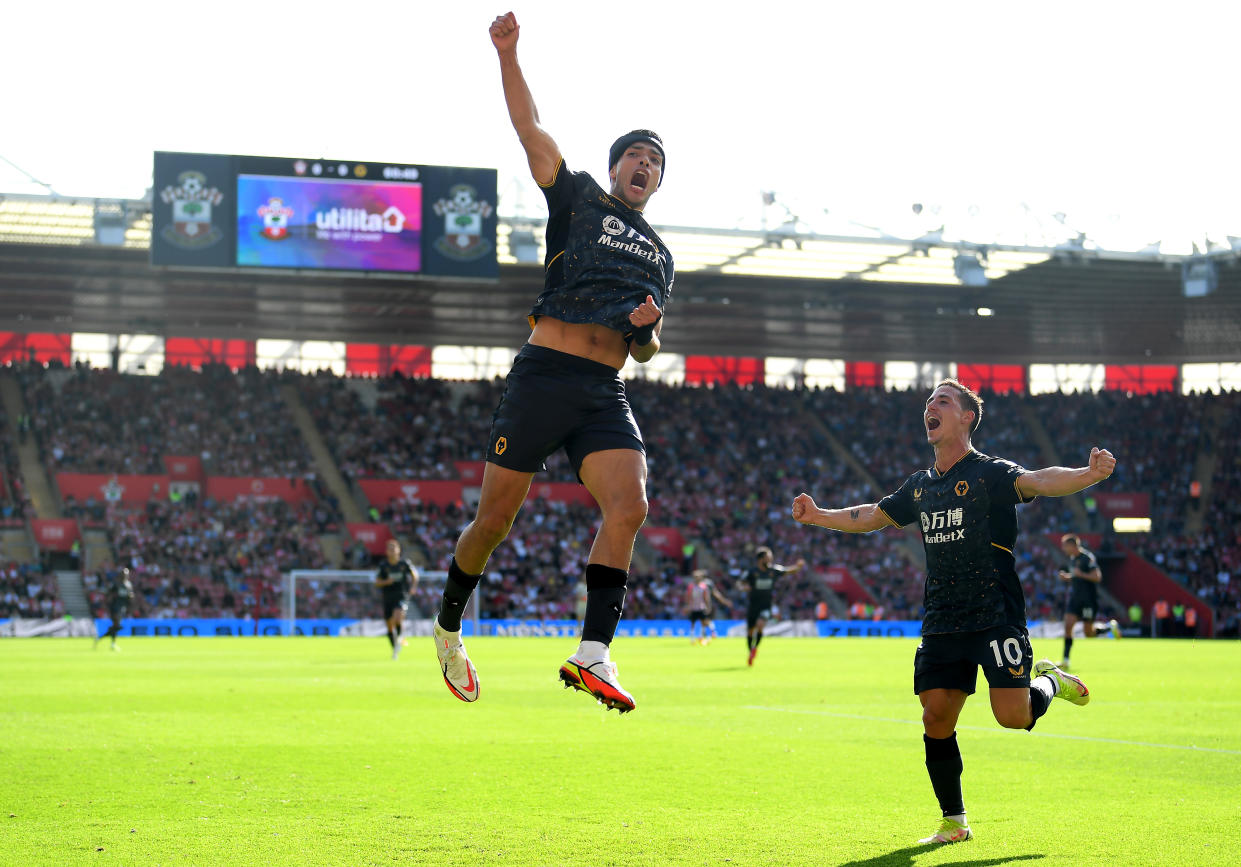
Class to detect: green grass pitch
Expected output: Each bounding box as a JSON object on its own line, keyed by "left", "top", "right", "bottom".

{"left": 2, "top": 635, "right": 1239, "bottom": 865}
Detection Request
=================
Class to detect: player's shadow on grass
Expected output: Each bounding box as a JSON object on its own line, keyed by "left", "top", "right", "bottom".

{"left": 838, "top": 846, "right": 1045, "bottom": 867}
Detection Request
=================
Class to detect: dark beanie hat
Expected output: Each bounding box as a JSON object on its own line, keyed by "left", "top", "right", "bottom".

{"left": 609, "top": 130, "right": 665, "bottom": 186}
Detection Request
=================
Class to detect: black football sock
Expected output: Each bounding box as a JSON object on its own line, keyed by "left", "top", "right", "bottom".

{"left": 754, "top": 631, "right": 763, "bottom": 649}
{"left": 924, "top": 733, "right": 965, "bottom": 817}
{"left": 581, "top": 563, "right": 628, "bottom": 645}
{"left": 386, "top": 629, "right": 395, "bottom": 648}
{"left": 1063, "top": 636, "right": 1073, "bottom": 661}
{"left": 437, "top": 558, "right": 482, "bottom": 632}
{"left": 1026, "top": 675, "right": 1057, "bottom": 731}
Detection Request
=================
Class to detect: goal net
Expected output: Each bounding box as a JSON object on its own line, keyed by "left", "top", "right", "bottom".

{"left": 284, "top": 569, "right": 480, "bottom": 636}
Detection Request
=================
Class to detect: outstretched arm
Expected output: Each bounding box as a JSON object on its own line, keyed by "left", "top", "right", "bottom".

{"left": 490, "top": 12, "right": 561, "bottom": 185}
{"left": 792, "top": 493, "right": 893, "bottom": 533}
{"left": 1016, "top": 447, "right": 1116, "bottom": 499}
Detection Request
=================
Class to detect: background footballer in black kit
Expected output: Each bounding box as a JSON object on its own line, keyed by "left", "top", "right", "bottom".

{"left": 739, "top": 547, "right": 805, "bottom": 665}
{"left": 376, "top": 539, "right": 417, "bottom": 657}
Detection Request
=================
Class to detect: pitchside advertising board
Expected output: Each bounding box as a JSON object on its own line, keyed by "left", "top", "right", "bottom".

{"left": 151, "top": 151, "right": 497, "bottom": 278}
{"left": 62, "top": 618, "right": 928, "bottom": 638}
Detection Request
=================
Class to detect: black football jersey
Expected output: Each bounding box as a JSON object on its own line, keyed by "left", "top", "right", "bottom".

{"left": 743, "top": 565, "right": 788, "bottom": 610}
{"left": 878, "top": 450, "right": 1035, "bottom": 635}
{"left": 377, "top": 559, "right": 416, "bottom": 601}
{"left": 1067, "top": 549, "right": 1100, "bottom": 606}
{"left": 528, "top": 161, "right": 673, "bottom": 336}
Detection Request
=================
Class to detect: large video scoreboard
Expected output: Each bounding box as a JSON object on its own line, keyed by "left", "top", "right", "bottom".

{"left": 151, "top": 151, "right": 497, "bottom": 279}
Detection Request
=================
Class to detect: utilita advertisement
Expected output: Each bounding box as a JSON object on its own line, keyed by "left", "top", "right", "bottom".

{"left": 152, "top": 151, "right": 497, "bottom": 278}
{"left": 236, "top": 176, "right": 423, "bottom": 272}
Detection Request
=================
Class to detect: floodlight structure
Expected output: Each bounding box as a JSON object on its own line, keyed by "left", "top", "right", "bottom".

{"left": 509, "top": 228, "right": 539, "bottom": 263}
{"left": 93, "top": 200, "right": 127, "bottom": 246}
{"left": 1181, "top": 258, "right": 1218, "bottom": 298}
{"left": 953, "top": 250, "right": 989, "bottom": 287}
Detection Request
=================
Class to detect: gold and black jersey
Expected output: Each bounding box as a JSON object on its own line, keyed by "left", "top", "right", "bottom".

{"left": 528, "top": 161, "right": 674, "bottom": 336}
{"left": 878, "top": 450, "right": 1036, "bottom": 635}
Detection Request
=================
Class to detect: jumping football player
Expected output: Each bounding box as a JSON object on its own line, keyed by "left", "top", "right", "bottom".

{"left": 430, "top": 11, "right": 674, "bottom": 713}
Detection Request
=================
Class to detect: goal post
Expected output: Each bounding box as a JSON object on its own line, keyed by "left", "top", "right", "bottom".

{"left": 284, "top": 569, "right": 480, "bottom": 636}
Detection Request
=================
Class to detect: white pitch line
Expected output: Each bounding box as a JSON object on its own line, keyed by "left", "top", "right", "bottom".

{"left": 744, "top": 706, "right": 1241, "bottom": 756}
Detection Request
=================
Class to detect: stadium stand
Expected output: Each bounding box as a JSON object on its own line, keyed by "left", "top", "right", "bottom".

{"left": 0, "top": 361, "right": 1237, "bottom": 631}
{"left": 5, "top": 361, "right": 1233, "bottom": 632}
{"left": 1, "top": 196, "right": 1238, "bottom": 634}
{"left": 298, "top": 373, "right": 517, "bottom": 483}
{"left": 83, "top": 497, "right": 328, "bottom": 620}
{"left": 0, "top": 406, "right": 33, "bottom": 526}
{"left": 1, "top": 560, "right": 63, "bottom": 619}
{"left": 17, "top": 363, "right": 319, "bottom": 478}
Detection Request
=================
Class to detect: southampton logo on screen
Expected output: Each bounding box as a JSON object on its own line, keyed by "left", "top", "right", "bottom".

{"left": 160, "top": 171, "right": 225, "bottom": 249}
{"left": 432, "top": 184, "right": 493, "bottom": 261}
{"left": 257, "top": 198, "right": 295, "bottom": 240}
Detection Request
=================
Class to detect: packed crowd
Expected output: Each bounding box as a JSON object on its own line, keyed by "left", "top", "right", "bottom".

{"left": 4, "top": 360, "right": 1237, "bottom": 630}
{"left": 0, "top": 560, "right": 63, "bottom": 619}
{"left": 84, "top": 496, "right": 328, "bottom": 620}
{"left": 360, "top": 380, "right": 1096, "bottom": 623}
{"left": 18, "top": 363, "right": 318, "bottom": 478}
{"left": 1130, "top": 391, "right": 1241, "bottom": 636}
{"left": 298, "top": 373, "right": 508, "bottom": 483}
{"left": 632, "top": 381, "right": 922, "bottom": 619}
{"left": 1033, "top": 389, "right": 1208, "bottom": 535}
{"left": 0, "top": 407, "right": 34, "bottom": 526}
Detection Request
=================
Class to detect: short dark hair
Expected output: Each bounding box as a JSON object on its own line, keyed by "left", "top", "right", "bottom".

{"left": 755, "top": 546, "right": 773, "bottom": 560}
{"left": 935, "top": 378, "right": 984, "bottom": 433}
{"left": 1061, "top": 533, "right": 1080, "bottom": 546}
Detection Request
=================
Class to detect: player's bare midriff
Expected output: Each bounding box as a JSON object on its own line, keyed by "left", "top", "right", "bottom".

{"left": 529, "top": 317, "right": 629, "bottom": 370}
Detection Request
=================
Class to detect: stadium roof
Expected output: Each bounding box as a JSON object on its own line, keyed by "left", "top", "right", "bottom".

{"left": 2, "top": 193, "right": 1239, "bottom": 363}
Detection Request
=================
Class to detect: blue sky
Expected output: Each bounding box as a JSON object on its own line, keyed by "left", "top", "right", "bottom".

{"left": 4, "top": 1, "right": 1238, "bottom": 253}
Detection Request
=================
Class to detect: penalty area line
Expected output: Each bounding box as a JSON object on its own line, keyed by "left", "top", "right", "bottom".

{"left": 744, "top": 706, "right": 1241, "bottom": 756}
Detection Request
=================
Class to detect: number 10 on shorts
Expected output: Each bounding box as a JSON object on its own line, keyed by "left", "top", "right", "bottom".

{"left": 989, "top": 637, "right": 1023, "bottom": 667}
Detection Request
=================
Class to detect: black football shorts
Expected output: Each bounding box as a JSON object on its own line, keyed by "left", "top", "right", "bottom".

{"left": 914, "top": 624, "right": 1034, "bottom": 695}
{"left": 486, "top": 344, "right": 644, "bottom": 476}
{"left": 383, "top": 597, "right": 409, "bottom": 620}
{"left": 1068, "top": 595, "right": 1097, "bottom": 620}
{"left": 746, "top": 604, "right": 773, "bottom": 628}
